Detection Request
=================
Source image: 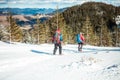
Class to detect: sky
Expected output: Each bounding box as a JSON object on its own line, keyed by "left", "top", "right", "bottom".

{"left": 0, "top": 0, "right": 120, "bottom": 9}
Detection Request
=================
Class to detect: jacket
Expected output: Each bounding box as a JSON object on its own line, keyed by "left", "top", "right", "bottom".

{"left": 76, "top": 34, "right": 85, "bottom": 43}
{"left": 52, "top": 33, "right": 63, "bottom": 44}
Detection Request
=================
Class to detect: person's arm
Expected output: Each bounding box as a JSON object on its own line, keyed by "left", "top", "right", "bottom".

{"left": 81, "top": 34, "right": 85, "bottom": 41}
{"left": 60, "top": 34, "right": 63, "bottom": 41}
{"left": 52, "top": 36, "right": 54, "bottom": 43}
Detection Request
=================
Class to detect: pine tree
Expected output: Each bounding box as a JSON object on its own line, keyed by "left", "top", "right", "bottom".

{"left": 102, "top": 25, "right": 112, "bottom": 46}
{"left": 44, "top": 22, "right": 51, "bottom": 43}
{"left": 39, "top": 24, "right": 46, "bottom": 43}
{"left": 81, "top": 16, "right": 95, "bottom": 45}
{"left": 67, "top": 26, "right": 74, "bottom": 44}
{"left": 0, "top": 27, "right": 3, "bottom": 40}
{"left": 94, "top": 30, "right": 99, "bottom": 46}
{"left": 115, "top": 26, "right": 120, "bottom": 46}
{"left": 118, "top": 28, "right": 120, "bottom": 46}
{"left": 30, "top": 16, "right": 43, "bottom": 44}
{"left": 8, "top": 14, "right": 23, "bottom": 42}
{"left": 58, "top": 14, "right": 68, "bottom": 44}
{"left": 22, "top": 29, "right": 31, "bottom": 43}
{"left": 100, "top": 18, "right": 112, "bottom": 46}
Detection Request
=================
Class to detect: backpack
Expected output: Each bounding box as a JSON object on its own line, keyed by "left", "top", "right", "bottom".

{"left": 76, "top": 34, "right": 82, "bottom": 43}
{"left": 54, "top": 32, "right": 61, "bottom": 44}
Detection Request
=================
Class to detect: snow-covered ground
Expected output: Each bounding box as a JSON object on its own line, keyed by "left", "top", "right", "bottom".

{"left": 0, "top": 41, "right": 120, "bottom": 80}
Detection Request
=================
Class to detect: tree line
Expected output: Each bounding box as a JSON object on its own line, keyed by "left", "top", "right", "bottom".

{"left": 0, "top": 2, "right": 120, "bottom": 46}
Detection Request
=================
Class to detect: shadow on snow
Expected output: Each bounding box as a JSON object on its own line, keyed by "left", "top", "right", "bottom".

{"left": 83, "top": 48, "right": 120, "bottom": 52}
{"left": 63, "top": 47, "right": 120, "bottom": 54}
{"left": 31, "top": 50, "right": 52, "bottom": 55}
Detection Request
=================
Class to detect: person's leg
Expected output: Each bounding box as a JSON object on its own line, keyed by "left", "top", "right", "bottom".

{"left": 78, "top": 43, "right": 80, "bottom": 51}
{"left": 59, "top": 43, "right": 62, "bottom": 55}
{"left": 53, "top": 43, "right": 57, "bottom": 55}
{"left": 80, "top": 43, "right": 83, "bottom": 51}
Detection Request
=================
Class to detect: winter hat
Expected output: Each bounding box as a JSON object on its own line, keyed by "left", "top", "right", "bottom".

{"left": 80, "top": 32, "right": 83, "bottom": 34}
{"left": 56, "top": 28, "right": 60, "bottom": 34}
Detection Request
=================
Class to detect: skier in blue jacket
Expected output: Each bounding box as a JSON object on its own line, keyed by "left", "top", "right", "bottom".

{"left": 76, "top": 32, "right": 85, "bottom": 51}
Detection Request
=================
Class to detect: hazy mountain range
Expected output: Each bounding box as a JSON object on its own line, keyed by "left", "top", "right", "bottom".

{"left": 0, "top": 8, "right": 67, "bottom": 27}
{"left": 0, "top": 8, "right": 67, "bottom": 15}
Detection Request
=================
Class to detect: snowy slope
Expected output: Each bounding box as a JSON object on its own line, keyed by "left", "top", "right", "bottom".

{"left": 0, "top": 41, "right": 120, "bottom": 80}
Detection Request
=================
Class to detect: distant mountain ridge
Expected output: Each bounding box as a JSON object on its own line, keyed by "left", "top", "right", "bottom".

{"left": 0, "top": 8, "right": 67, "bottom": 15}
{"left": 0, "top": 8, "right": 55, "bottom": 15}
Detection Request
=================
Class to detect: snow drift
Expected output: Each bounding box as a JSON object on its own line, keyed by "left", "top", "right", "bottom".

{"left": 0, "top": 41, "right": 120, "bottom": 80}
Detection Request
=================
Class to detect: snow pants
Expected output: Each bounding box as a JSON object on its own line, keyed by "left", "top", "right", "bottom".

{"left": 78, "top": 42, "right": 83, "bottom": 51}
{"left": 53, "top": 43, "right": 62, "bottom": 55}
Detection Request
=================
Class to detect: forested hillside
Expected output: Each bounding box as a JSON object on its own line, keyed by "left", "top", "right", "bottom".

{"left": 45, "top": 2, "right": 120, "bottom": 46}
{"left": 0, "top": 2, "right": 120, "bottom": 46}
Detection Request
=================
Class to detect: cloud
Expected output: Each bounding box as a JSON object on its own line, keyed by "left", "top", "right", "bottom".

{"left": 0, "top": 0, "right": 7, "bottom": 3}
{"left": 4, "top": 0, "right": 96, "bottom": 4}
{"left": 111, "top": 0, "right": 120, "bottom": 6}
{"left": 0, "top": 0, "right": 120, "bottom": 8}
{"left": 4, "top": 0, "right": 120, "bottom": 5}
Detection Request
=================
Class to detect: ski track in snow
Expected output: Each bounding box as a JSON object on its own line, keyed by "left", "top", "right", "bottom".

{"left": 0, "top": 41, "right": 120, "bottom": 80}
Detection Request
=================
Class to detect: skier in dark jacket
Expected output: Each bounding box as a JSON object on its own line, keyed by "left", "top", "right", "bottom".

{"left": 52, "top": 28, "right": 63, "bottom": 55}
{"left": 76, "top": 32, "right": 85, "bottom": 51}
